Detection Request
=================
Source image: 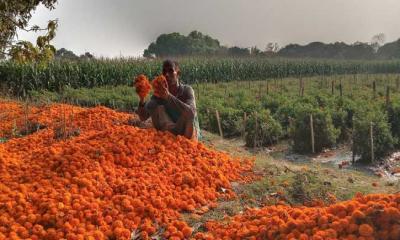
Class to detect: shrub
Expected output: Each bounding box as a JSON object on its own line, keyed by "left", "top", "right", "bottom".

{"left": 245, "top": 110, "right": 283, "bottom": 147}
{"left": 353, "top": 106, "right": 395, "bottom": 163}
{"left": 292, "top": 105, "right": 339, "bottom": 153}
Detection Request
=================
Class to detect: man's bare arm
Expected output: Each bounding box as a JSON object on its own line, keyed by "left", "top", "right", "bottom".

{"left": 137, "top": 100, "right": 150, "bottom": 121}
{"left": 166, "top": 87, "right": 196, "bottom": 120}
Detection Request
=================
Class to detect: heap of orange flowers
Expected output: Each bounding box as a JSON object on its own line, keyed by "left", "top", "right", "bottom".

{"left": 152, "top": 75, "right": 168, "bottom": 98}
{"left": 194, "top": 193, "right": 400, "bottom": 240}
{"left": 0, "top": 100, "right": 254, "bottom": 240}
{"left": 134, "top": 74, "right": 152, "bottom": 100}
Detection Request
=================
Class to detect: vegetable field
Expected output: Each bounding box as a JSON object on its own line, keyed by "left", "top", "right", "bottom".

{"left": 25, "top": 72, "right": 400, "bottom": 163}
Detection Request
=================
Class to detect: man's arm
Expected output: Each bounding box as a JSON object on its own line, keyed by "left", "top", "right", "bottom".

{"left": 137, "top": 100, "right": 150, "bottom": 121}
{"left": 166, "top": 86, "right": 196, "bottom": 120}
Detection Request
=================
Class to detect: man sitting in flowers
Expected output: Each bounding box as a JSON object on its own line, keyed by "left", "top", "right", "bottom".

{"left": 137, "top": 60, "right": 201, "bottom": 140}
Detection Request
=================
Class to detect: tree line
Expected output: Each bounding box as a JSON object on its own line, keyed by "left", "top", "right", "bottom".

{"left": 143, "top": 31, "right": 400, "bottom": 60}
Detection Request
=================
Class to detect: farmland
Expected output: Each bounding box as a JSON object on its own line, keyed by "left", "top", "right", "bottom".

{"left": 14, "top": 68, "right": 400, "bottom": 163}
{"left": 1, "top": 58, "right": 400, "bottom": 239}
{"left": 1, "top": 58, "right": 400, "bottom": 96}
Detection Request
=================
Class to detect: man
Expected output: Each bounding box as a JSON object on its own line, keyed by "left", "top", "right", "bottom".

{"left": 137, "top": 60, "right": 201, "bottom": 140}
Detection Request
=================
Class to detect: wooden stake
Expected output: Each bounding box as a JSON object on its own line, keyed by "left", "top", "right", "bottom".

{"left": 386, "top": 86, "right": 390, "bottom": 106}
{"left": 370, "top": 122, "right": 374, "bottom": 163}
{"left": 196, "top": 81, "right": 200, "bottom": 101}
{"left": 331, "top": 80, "right": 335, "bottom": 95}
{"left": 206, "top": 108, "right": 212, "bottom": 131}
{"left": 299, "top": 78, "right": 302, "bottom": 96}
{"left": 352, "top": 117, "right": 355, "bottom": 164}
{"left": 242, "top": 112, "right": 247, "bottom": 140}
{"left": 310, "top": 114, "right": 315, "bottom": 154}
{"left": 215, "top": 110, "right": 223, "bottom": 138}
{"left": 339, "top": 83, "right": 343, "bottom": 97}
{"left": 373, "top": 81, "right": 376, "bottom": 98}
{"left": 254, "top": 113, "right": 258, "bottom": 148}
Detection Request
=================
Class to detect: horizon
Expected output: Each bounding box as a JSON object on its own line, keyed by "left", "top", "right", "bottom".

{"left": 16, "top": 0, "right": 400, "bottom": 58}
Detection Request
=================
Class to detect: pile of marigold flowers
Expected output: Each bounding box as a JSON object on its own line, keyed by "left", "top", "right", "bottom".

{"left": 194, "top": 193, "right": 400, "bottom": 240}
{"left": 0, "top": 100, "right": 254, "bottom": 240}
{"left": 134, "top": 74, "right": 152, "bottom": 100}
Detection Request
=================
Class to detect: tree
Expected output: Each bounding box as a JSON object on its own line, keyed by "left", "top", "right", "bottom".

{"left": 265, "top": 42, "right": 279, "bottom": 53}
{"left": 250, "top": 46, "right": 262, "bottom": 56}
{"left": 143, "top": 31, "right": 222, "bottom": 57}
{"left": 278, "top": 41, "right": 375, "bottom": 59}
{"left": 227, "top": 46, "right": 250, "bottom": 56}
{"left": 0, "top": 0, "right": 58, "bottom": 62}
{"left": 80, "top": 52, "right": 94, "bottom": 59}
{"left": 9, "top": 21, "right": 58, "bottom": 65}
{"left": 55, "top": 48, "right": 79, "bottom": 60}
{"left": 371, "top": 33, "right": 386, "bottom": 53}
{"left": 377, "top": 39, "right": 400, "bottom": 59}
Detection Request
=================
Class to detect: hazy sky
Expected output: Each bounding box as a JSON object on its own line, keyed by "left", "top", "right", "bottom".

{"left": 17, "top": 0, "right": 400, "bottom": 58}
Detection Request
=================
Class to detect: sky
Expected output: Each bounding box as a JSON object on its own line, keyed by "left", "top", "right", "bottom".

{"left": 16, "top": 0, "right": 400, "bottom": 58}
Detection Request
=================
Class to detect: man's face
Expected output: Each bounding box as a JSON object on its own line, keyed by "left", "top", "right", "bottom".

{"left": 163, "top": 65, "right": 178, "bottom": 88}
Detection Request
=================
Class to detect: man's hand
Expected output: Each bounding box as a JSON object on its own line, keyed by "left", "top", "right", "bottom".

{"left": 158, "top": 83, "right": 170, "bottom": 100}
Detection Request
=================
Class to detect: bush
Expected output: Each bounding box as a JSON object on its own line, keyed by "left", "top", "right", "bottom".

{"left": 292, "top": 105, "right": 339, "bottom": 154}
{"left": 211, "top": 107, "right": 243, "bottom": 138}
{"left": 353, "top": 107, "right": 396, "bottom": 163}
{"left": 331, "top": 109, "right": 351, "bottom": 142}
{"left": 245, "top": 110, "right": 283, "bottom": 147}
{"left": 387, "top": 99, "right": 400, "bottom": 146}
{"left": 273, "top": 101, "right": 297, "bottom": 136}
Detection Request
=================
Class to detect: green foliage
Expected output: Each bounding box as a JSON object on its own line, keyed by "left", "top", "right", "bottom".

{"left": 387, "top": 100, "right": 400, "bottom": 146}
{"left": 143, "top": 31, "right": 222, "bottom": 58}
{"left": 292, "top": 105, "right": 339, "bottom": 154}
{"left": 353, "top": 106, "right": 396, "bottom": 163}
{"left": 245, "top": 110, "right": 283, "bottom": 147}
{"left": 55, "top": 48, "right": 78, "bottom": 60}
{"left": 1, "top": 1, "right": 57, "bottom": 60}
{"left": 377, "top": 39, "right": 400, "bottom": 59}
{"left": 210, "top": 107, "right": 243, "bottom": 138}
{"left": 2, "top": 58, "right": 400, "bottom": 97}
{"left": 145, "top": 30, "right": 400, "bottom": 60}
{"left": 18, "top": 73, "right": 400, "bottom": 160}
{"left": 278, "top": 41, "right": 395, "bottom": 60}
{"left": 9, "top": 20, "right": 58, "bottom": 65}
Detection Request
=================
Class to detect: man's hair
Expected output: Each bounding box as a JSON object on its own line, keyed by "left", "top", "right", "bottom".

{"left": 162, "top": 59, "right": 180, "bottom": 74}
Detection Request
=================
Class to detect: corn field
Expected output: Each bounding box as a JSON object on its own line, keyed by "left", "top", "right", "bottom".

{"left": 1, "top": 57, "right": 400, "bottom": 96}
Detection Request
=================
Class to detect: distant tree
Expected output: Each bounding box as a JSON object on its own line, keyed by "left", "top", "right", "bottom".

{"left": 80, "top": 52, "right": 94, "bottom": 59}
{"left": 250, "top": 46, "right": 262, "bottom": 56}
{"left": 343, "top": 42, "right": 375, "bottom": 60}
{"left": 278, "top": 41, "right": 375, "bottom": 60}
{"left": 377, "top": 39, "right": 400, "bottom": 59}
{"left": 55, "top": 48, "right": 78, "bottom": 60}
{"left": 227, "top": 46, "right": 250, "bottom": 56}
{"left": 371, "top": 33, "right": 386, "bottom": 53}
{"left": 143, "top": 31, "right": 222, "bottom": 57}
{"left": 265, "top": 42, "right": 280, "bottom": 53}
{"left": 0, "top": 0, "right": 58, "bottom": 63}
